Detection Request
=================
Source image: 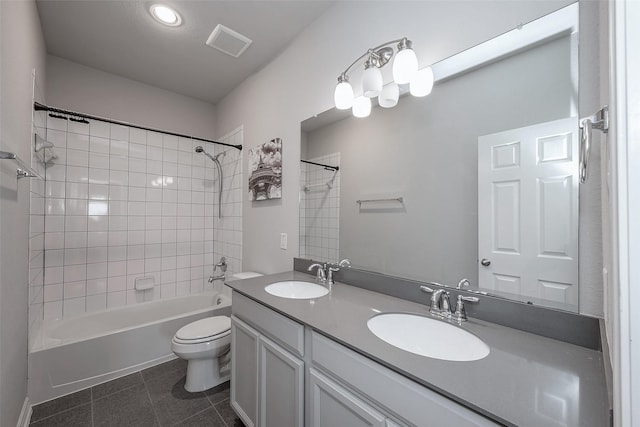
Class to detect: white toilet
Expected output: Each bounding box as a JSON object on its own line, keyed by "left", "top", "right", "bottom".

{"left": 171, "top": 272, "right": 263, "bottom": 392}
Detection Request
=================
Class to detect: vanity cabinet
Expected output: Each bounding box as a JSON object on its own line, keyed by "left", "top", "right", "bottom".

{"left": 231, "top": 293, "right": 305, "bottom": 427}
{"left": 231, "top": 290, "right": 498, "bottom": 427}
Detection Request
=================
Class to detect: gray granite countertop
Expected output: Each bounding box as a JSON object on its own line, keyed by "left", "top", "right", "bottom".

{"left": 226, "top": 271, "right": 609, "bottom": 427}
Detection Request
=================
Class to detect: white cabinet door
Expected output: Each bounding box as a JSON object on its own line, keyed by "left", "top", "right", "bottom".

{"left": 258, "top": 336, "right": 304, "bottom": 427}
{"left": 309, "top": 368, "right": 386, "bottom": 427}
{"left": 478, "top": 118, "right": 579, "bottom": 307}
{"left": 231, "top": 316, "right": 259, "bottom": 427}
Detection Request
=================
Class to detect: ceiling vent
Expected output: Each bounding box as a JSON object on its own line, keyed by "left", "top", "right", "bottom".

{"left": 206, "top": 24, "right": 252, "bottom": 58}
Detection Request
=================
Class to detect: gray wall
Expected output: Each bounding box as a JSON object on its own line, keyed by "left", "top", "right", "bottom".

{"left": 214, "top": 0, "right": 575, "bottom": 277}
{"left": 304, "top": 37, "right": 572, "bottom": 291}
{"left": 46, "top": 55, "right": 217, "bottom": 140}
{"left": 0, "top": 0, "right": 47, "bottom": 424}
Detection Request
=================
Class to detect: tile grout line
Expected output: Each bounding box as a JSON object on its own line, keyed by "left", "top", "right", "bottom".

{"left": 140, "top": 370, "right": 162, "bottom": 427}
{"left": 168, "top": 404, "right": 212, "bottom": 427}
{"left": 92, "top": 381, "right": 140, "bottom": 402}
{"left": 211, "top": 400, "right": 231, "bottom": 427}
{"left": 29, "top": 400, "right": 91, "bottom": 425}
{"left": 90, "top": 387, "right": 94, "bottom": 427}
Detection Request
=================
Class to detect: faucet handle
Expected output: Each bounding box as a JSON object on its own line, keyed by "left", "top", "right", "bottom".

{"left": 453, "top": 295, "right": 479, "bottom": 322}
{"left": 420, "top": 285, "right": 434, "bottom": 294}
{"left": 426, "top": 281, "right": 446, "bottom": 288}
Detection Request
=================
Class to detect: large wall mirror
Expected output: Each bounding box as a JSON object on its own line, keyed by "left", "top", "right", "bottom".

{"left": 299, "top": 3, "right": 585, "bottom": 312}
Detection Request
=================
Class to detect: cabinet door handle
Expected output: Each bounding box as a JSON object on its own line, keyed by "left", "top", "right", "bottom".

{"left": 480, "top": 258, "right": 491, "bottom": 267}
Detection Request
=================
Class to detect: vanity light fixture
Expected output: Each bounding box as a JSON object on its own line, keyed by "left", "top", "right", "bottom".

{"left": 149, "top": 4, "right": 182, "bottom": 27}
{"left": 333, "top": 37, "right": 434, "bottom": 118}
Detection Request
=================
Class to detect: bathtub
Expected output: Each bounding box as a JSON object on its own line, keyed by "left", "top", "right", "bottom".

{"left": 28, "top": 292, "right": 231, "bottom": 404}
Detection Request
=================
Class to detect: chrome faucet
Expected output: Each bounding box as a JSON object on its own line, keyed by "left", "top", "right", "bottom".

{"left": 308, "top": 263, "right": 326, "bottom": 284}
{"left": 420, "top": 285, "right": 479, "bottom": 322}
{"left": 421, "top": 286, "right": 452, "bottom": 317}
{"left": 308, "top": 259, "right": 351, "bottom": 285}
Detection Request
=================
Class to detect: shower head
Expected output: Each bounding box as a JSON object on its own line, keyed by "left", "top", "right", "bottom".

{"left": 195, "top": 145, "right": 225, "bottom": 162}
{"left": 195, "top": 145, "right": 217, "bottom": 163}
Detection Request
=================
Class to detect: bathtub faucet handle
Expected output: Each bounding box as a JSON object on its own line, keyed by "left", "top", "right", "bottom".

{"left": 214, "top": 257, "right": 227, "bottom": 273}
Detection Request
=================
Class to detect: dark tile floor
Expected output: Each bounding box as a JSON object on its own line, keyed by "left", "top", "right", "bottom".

{"left": 30, "top": 359, "right": 245, "bottom": 427}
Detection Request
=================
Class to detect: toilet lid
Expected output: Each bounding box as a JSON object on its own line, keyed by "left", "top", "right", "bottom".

{"left": 175, "top": 316, "right": 231, "bottom": 341}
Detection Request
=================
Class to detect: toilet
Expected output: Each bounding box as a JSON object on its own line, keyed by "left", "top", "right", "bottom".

{"left": 171, "top": 272, "right": 263, "bottom": 392}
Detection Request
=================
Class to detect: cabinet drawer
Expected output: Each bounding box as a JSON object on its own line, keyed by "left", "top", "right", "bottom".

{"left": 311, "top": 332, "right": 499, "bottom": 427}
{"left": 232, "top": 291, "right": 304, "bottom": 357}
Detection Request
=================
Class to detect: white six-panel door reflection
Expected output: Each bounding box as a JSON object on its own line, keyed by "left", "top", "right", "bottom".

{"left": 478, "top": 117, "right": 579, "bottom": 309}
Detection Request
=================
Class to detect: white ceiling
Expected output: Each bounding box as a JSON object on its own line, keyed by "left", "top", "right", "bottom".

{"left": 36, "top": 0, "right": 334, "bottom": 105}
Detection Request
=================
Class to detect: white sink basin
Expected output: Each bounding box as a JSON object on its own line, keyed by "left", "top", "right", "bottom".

{"left": 367, "top": 313, "right": 490, "bottom": 361}
{"left": 265, "top": 281, "right": 329, "bottom": 299}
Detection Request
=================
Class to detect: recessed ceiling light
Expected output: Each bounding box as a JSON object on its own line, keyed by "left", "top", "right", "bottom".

{"left": 150, "top": 4, "right": 182, "bottom": 27}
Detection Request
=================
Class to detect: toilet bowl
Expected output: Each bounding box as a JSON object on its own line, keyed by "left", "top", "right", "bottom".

{"left": 172, "top": 272, "right": 263, "bottom": 392}
{"left": 171, "top": 316, "right": 231, "bottom": 392}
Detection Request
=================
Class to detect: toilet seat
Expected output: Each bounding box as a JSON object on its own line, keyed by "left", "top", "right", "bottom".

{"left": 174, "top": 316, "right": 231, "bottom": 344}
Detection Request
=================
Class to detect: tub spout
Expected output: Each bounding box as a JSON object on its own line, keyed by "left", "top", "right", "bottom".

{"left": 209, "top": 274, "right": 225, "bottom": 283}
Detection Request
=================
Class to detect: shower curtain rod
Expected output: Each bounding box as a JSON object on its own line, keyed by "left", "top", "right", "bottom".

{"left": 300, "top": 159, "right": 339, "bottom": 171}
{"left": 34, "top": 102, "right": 242, "bottom": 151}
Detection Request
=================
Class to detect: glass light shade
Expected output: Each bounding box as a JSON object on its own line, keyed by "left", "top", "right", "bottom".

{"left": 334, "top": 81, "right": 354, "bottom": 110}
{"left": 392, "top": 48, "right": 419, "bottom": 84}
{"left": 409, "top": 66, "right": 435, "bottom": 97}
{"left": 352, "top": 96, "right": 371, "bottom": 118}
{"left": 362, "top": 66, "right": 383, "bottom": 98}
{"left": 378, "top": 83, "right": 399, "bottom": 108}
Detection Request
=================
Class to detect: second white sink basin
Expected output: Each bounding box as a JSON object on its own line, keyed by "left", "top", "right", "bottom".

{"left": 265, "top": 281, "right": 329, "bottom": 299}
{"left": 367, "top": 313, "right": 490, "bottom": 361}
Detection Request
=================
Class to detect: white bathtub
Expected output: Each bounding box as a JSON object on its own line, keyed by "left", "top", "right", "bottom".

{"left": 28, "top": 292, "right": 231, "bottom": 404}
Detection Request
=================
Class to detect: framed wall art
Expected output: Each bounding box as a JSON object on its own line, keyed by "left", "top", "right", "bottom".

{"left": 248, "top": 138, "right": 282, "bottom": 201}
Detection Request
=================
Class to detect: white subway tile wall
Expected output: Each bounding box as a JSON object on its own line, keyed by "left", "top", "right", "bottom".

{"left": 299, "top": 153, "right": 340, "bottom": 262}
{"left": 35, "top": 116, "right": 244, "bottom": 321}
{"left": 212, "top": 127, "right": 244, "bottom": 287}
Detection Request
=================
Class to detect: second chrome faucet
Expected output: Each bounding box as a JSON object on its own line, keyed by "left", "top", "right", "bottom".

{"left": 420, "top": 281, "right": 479, "bottom": 322}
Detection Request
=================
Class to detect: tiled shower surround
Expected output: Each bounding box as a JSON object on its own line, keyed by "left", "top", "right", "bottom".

{"left": 32, "top": 115, "right": 243, "bottom": 323}
{"left": 299, "top": 153, "right": 340, "bottom": 262}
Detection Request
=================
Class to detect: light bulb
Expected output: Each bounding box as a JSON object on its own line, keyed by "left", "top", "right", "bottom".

{"left": 393, "top": 48, "right": 418, "bottom": 84}
{"left": 362, "top": 66, "right": 383, "bottom": 98}
{"left": 352, "top": 96, "right": 371, "bottom": 118}
{"left": 334, "top": 79, "right": 354, "bottom": 110}
{"left": 150, "top": 4, "right": 182, "bottom": 26}
{"left": 378, "top": 83, "right": 399, "bottom": 108}
{"left": 409, "top": 66, "right": 434, "bottom": 97}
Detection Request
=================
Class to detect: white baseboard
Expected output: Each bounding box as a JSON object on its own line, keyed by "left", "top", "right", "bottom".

{"left": 17, "top": 397, "right": 32, "bottom": 427}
